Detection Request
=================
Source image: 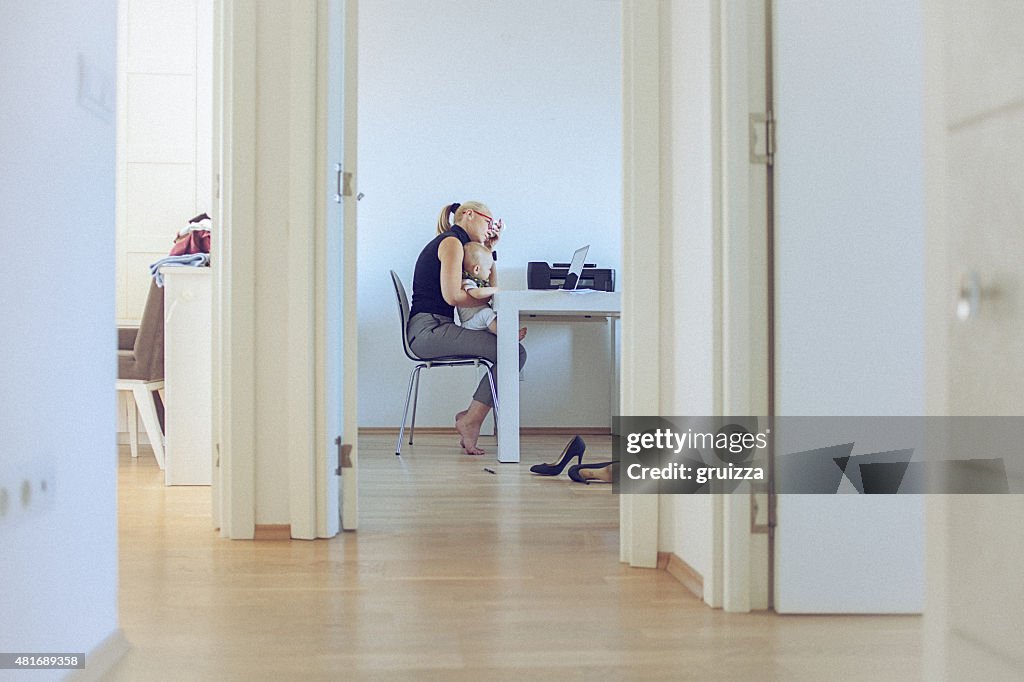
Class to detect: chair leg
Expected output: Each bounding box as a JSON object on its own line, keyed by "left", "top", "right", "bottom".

{"left": 484, "top": 365, "right": 499, "bottom": 413}
{"left": 409, "top": 366, "right": 422, "bottom": 445}
{"left": 484, "top": 365, "right": 499, "bottom": 443}
{"left": 132, "top": 384, "right": 165, "bottom": 469}
{"left": 396, "top": 366, "right": 418, "bottom": 456}
{"left": 125, "top": 391, "right": 139, "bottom": 459}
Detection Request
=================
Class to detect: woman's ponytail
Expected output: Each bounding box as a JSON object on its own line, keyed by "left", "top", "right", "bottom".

{"left": 436, "top": 202, "right": 461, "bottom": 235}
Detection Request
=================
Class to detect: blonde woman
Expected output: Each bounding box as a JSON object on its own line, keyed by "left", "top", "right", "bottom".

{"left": 407, "top": 201, "right": 527, "bottom": 455}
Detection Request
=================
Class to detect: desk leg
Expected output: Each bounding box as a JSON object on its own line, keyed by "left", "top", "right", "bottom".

{"left": 609, "top": 317, "right": 619, "bottom": 435}
{"left": 496, "top": 304, "right": 521, "bottom": 463}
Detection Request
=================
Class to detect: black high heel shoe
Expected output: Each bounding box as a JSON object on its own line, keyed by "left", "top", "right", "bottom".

{"left": 568, "top": 461, "right": 618, "bottom": 484}
{"left": 530, "top": 435, "right": 586, "bottom": 476}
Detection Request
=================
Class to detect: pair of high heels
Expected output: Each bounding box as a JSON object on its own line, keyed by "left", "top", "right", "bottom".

{"left": 529, "top": 435, "right": 617, "bottom": 484}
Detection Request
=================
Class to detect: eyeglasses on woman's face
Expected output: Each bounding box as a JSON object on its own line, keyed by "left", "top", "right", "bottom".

{"left": 471, "top": 210, "right": 494, "bottom": 230}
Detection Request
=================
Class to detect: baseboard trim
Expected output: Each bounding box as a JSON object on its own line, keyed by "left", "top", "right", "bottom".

{"left": 254, "top": 524, "right": 292, "bottom": 541}
{"left": 67, "top": 628, "right": 131, "bottom": 681}
{"left": 358, "top": 426, "right": 612, "bottom": 436}
{"left": 659, "top": 551, "right": 704, "bottom": 601}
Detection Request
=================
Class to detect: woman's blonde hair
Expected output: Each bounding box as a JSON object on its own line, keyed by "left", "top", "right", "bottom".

{"left": 436, "top": 200, "right": 491, "bottom": 235}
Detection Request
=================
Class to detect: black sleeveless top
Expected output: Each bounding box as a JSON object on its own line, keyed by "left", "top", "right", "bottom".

{"left": 410, "top": 224, "right": 471, "bottom": 318}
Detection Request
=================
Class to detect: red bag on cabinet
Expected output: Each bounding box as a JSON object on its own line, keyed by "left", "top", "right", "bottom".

{"left": 169, "top": 229, "right": 211, "bottom": 256}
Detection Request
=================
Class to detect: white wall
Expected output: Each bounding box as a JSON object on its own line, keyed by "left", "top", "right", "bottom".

{"left": 658, "top": 0, "right": 719, "bottom": 586}
{"left": 357, "top": 0, "right": 622, "bottom": 428}
{"left": 0, "top": 0, "right": 120, "bottom": 664}
{"left": 116, "top": 0, "right": 213, "bottom": 321}
{"left": 773, "top": 0, "right": 925, "bottom": 613}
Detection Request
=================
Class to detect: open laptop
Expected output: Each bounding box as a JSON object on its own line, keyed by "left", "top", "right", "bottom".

{"left": 561, "top": 245, "right": 590, "bottom": 290}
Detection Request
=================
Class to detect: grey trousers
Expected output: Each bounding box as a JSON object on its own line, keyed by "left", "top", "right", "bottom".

{"left": 407, "top": 312, "right": 526, "bottom": 407}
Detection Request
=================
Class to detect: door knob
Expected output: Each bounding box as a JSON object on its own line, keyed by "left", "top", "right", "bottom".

{"left": 956, "top": 271, "right": 981, "bottom": 322}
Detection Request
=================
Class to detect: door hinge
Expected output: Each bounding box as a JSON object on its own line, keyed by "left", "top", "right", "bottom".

{"left": 334, "top": 436, "right": 353, "bottom": 475}
{"left": 749, "top": 111, "right": 776, "bottom": 166}
{"left": 750, "top": 481, "right": 770, "bottom": 534}
{"left": 334, "top": 164, "right": 354, "bottom": 203}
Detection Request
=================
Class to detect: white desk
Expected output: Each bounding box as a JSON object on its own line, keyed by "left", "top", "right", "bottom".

{"left": 161, "top": 267, "right": 212, "bottom": 485}
{"left": 492, "top": 290, "right": 622, "bottom": 463}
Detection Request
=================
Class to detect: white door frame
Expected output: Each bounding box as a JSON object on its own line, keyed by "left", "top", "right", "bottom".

{"left": 620, "top": 0, "right": 769, "bottom": 610}
{"left": 214, "top": 0, "right": 258, "bottom": 539}
{"left": 619, "top": 0, "right": 663, "bottom": 570}
{"left": 315, "top": 0, "right": 360, "bottom": 534}
{"left": 210, "top": 0, "right": 222, "bottom": 532}
{"left": 215, "top": 0, "right": 358, "bottom": 538}
{"left": 284, "top": 0, "right": 320, "bottom": 541}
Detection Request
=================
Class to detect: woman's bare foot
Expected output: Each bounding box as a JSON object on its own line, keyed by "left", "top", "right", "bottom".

{"left": 455, "top": 411, "right": 485, "bottom": 455}
{"left": 454, "top": 409, "right": 469, "bottom": 450}
{"left": 518, "top": 327, "right": 528, "bottom": 341}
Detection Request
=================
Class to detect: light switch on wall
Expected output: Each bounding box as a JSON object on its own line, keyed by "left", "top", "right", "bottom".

{"left": 0, "top": 464, "right": 56, "bottom": 528}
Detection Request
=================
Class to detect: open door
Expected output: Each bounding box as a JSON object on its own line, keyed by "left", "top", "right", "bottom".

{"left": 923, "top": 1, "right": 1024, "bottom": 676}
{"left": 719, "top": 0, "right": 772, "bottom": 612}
{"left": 772, "top": 0, "right": 925, "bottom": 612}
{"left": 317, "top": 0, "right": 359, "bottom": 534}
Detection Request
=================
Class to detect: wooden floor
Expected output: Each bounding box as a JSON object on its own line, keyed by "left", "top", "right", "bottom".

{"left": 110, "top": 432, "right": 922, "bottom": 680}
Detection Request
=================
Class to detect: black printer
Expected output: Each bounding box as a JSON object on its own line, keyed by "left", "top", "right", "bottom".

{"left": 527, "top": 261, "right": 616, "bottom": 291}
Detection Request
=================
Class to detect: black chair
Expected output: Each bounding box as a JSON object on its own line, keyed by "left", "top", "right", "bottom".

{"left": 390, "top": 271, "right": 498, "bottom": 456}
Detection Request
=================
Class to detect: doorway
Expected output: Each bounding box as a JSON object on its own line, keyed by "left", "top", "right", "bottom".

{"left": 114, "top": 0, "right": 216, "bottom": 506}
{"left": 617, "top": 0, "right": 775, "bottom": 605}
{"left": 355, "top": 2, "right": 623, "bottom": 466}
{"left": 352, "top": 0, "right": 622, "bottom": 499}
{"left": 120, "top": 0, "right": 623, "bottom": 540}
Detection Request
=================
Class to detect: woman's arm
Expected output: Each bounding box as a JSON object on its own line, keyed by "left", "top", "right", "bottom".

{"left": 485, "top": 221, "right": 501, "bottom": 287}
{"left": 438, "top": 237, "right": 475, "bottom": 307}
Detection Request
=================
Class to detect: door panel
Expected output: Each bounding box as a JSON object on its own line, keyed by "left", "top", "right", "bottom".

{"left": 927, "top": 1, "right": 1024, "bottom": 676}
{"left": 772, "top": 0, "right": 925, "bottom": 613}
{"left": 318, "top": 0, "right": 358, "bottom": 534}
{"left": 946, "top": 111, "right": 1024, "bottom": 414}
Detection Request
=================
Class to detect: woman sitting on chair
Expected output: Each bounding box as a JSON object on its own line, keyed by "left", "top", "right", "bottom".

{"left": 407, "top": 201, "right": 527, "bottom": 455}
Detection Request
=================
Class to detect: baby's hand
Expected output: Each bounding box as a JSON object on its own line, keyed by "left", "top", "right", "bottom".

{"left": 468, "top": 286, "right": 498, "bottom": 300}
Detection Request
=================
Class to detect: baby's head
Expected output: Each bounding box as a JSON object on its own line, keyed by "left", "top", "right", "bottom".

{"left": 463, "top": 242, "right": 494, "bottom": 280}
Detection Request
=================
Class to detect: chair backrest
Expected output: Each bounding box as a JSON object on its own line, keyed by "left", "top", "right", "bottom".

{"left": 390, "top": 270, "right": 420, "bottom": 361}
{"left": 133, "top": 279, "right": 165, "bottom": 380}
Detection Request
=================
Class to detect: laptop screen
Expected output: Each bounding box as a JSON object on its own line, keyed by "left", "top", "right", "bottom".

{"left": 561, "top": 245, "right": 590, "bottom": 290}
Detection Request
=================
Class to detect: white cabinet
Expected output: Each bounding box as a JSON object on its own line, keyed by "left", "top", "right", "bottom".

{"left": 161, "top": 267, "right": 212, "bottom": 485}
